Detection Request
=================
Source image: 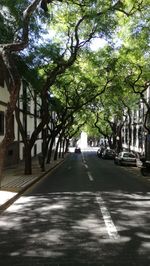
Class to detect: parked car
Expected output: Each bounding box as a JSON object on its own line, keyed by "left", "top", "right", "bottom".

{"left": 101, "top": 149, "right": 116, "bottom": 159}
{"left": 114, "top": 151, "right": 137, "bottom": 166}
{"left": 74, "top": 147, "right": 81, "bottom": 153}
{"left": 97, "top": 147, "right": 105, "bottom": 158}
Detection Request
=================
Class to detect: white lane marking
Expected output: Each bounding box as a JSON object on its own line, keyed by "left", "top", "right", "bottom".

{"left": 96, "top": 192, "right": 120, "bottom": 240}
{"left": 82, "top": 153, "right": 93, "bottom": 181}
{"left": 82, "top": 153, "right": 88, "bottom": 167}
{"left": 82, "top": 153, "right": 86, "bottom": 163}
{"left": 87, "top": 171, "right": 94, "bottom": 181}
{"left": 84, "top": 163, "right": 88, "bottom": 169}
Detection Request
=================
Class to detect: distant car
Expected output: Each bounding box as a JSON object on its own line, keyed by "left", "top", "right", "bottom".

{"left": 97, "top": 147, "right": 105, "bottom": 158}
{"left": 101, "top": 149, "right": 116, "bottom": 159}
{"left": 74, "top": 147, "right": 81, "bottom": 153}
{"left": 114, "top": 151, "right": 137, "bottom": 166}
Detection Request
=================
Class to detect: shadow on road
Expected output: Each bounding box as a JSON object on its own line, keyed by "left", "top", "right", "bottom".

{"left": 0, "top": 190, "right": 150, "bottom": 265}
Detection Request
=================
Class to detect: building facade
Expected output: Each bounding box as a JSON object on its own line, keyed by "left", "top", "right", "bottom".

{"left": 0, "top": 79, "right": 43, "bottom": 167}
{"left": 122, "top": 88, "right": 150, "bottom": 156}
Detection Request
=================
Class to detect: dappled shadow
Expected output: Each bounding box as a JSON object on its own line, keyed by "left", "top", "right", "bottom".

{"left": 101, "top": 191, "right": 150, "bottom": 265}
{"left": 0, "top": 191, "right": 150, "bottom": 265}
{"left": 0, "top": 151, "right": 150, "bottom": 265}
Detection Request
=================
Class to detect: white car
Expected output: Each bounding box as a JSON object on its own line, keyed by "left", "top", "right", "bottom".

{"left": 114, "top": 151, "right": 137, "bottom": 166}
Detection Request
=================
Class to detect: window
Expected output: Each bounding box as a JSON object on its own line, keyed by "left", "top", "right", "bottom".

{"left": 0, "top": 111, "right": 4, "bottom": 135}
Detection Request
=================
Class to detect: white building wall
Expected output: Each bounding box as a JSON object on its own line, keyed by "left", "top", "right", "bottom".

{"left": 0, "top": 82, "right": 9, "bottom": 103}
{"left": 18, "top": 87, "right": 43, "bottom": 160}
{"left": 0, "top": 80, "right": 44, "bottom": 163}
{"left": 0, "top": 83, "right": 9, "bottom": 142}
{"left": 122, "top": 91, "right": 149, "bottom": 155}
{"left": 0, "top": 84, "right": 19, "bottom": 143}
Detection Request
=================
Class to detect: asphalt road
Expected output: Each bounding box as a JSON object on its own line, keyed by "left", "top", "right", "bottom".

{"left": 0, "top": 149, "right": 150, "bottom": 266}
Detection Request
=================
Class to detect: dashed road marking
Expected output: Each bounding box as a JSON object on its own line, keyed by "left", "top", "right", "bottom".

{"left": 87, "top": 171, "right": 94, "bottom": 181}
{"left": 96, "top": 192, "right": 120, "bottom": 240}
{"left": 82, "top": 153, "right": 86, "bottom": 163}
{"left": 81, "top": 153, "right": 119, "bottom": 239}
{"left": 82, "top": 153, "right": 88, "bottom": 168}
{"left": 84, "top": 163, "right": 88, "bottom": 169}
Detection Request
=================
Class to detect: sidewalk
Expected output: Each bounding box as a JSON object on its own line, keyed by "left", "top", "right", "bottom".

{"left": 0, "top": 155, "right": 66, "bottom": 213}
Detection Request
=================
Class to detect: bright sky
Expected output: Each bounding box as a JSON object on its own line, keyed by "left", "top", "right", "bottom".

{"left": 45, "top": 29, "right": 107, "bottom": 51}
{"left": 90, "top": 38, "right": 108, "bottom": 51}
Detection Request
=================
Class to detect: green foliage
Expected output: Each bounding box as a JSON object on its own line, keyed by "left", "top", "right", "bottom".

{"left": 0, "top": 0, "right": 50, "bottom": 45}
{"left": 0, "top": 0, "right": 149, "bottom": 141}
{"left": 15, "top": 55, "right": 43, "bottom": 92}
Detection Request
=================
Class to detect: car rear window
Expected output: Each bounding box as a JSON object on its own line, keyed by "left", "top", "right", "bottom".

{"left": 123, "top": 153, "right": 130, "bottom": 157}
{"left": 129, "top": 153, "right": 136, "bottom": 158}
{"left": 123, "top": 153, "right": 135, "bottom": 158}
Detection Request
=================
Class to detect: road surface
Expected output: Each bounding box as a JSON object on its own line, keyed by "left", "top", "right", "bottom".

{"left": 0, "top": 148, "right": 150, "bottom": 265}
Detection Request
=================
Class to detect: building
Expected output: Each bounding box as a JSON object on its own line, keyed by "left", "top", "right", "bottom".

{"left": 0, "top": 77, "right": 43, "bottom": 167}
{"left": 122, "top": 88, "right": 150, "bottom": 156}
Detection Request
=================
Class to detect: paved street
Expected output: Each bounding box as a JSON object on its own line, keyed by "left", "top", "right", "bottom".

{"left": 0, "top": 149, "right": 150, "bottom": 265}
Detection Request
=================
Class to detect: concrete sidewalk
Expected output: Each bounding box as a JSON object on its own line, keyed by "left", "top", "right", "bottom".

{"left": 0, "top": 155, "right": 66, "bottom": 213}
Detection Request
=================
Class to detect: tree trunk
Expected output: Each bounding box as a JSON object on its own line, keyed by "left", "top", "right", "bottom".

{"left": 54, "top": 138, "right": 60, "bottom": 161}
{"left": 0, "top": 143, "right": 6, "bottom": 188}
{"left": 62, "top": 138, "right": 66, "bottom": 158}
{"left": 41, "top": 128, "right": 47, "bottom": 172}
{"left": 0, "top": 0, "right": 42, "bottom": 182}
{"left": 46, "top": 135, "right": 56, "bottom": 164}
{"left": 24, "top": 143, "right": 32, "bottom": 174}
{"left": 58, "top": 137, "right": 63, "bottom": 158}
{"left": 108, "top": 136, "right": 113, "bottom": 149}
{"left": 65, "top": 138, "right": 69, "bottom": 153}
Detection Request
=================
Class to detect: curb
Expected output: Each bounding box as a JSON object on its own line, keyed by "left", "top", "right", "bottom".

{"left": 0, "top": 158, "right": 65, "bottom": 214}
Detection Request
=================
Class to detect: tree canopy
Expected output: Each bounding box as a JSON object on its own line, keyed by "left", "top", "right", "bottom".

{"left": 0, "top": 0, "right": 149, "bottom": 175}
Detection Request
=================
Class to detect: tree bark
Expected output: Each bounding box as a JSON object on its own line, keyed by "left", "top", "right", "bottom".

{"left": 58, "top": 136, "right": 63, "bottom": 158}
{"left": 24, "top": 143, "right": 32, "bottom": 175}
{"left": 46, "top": 133, "right": 57, "bottom": 164}
{"left": 65, "top": 138, "right": 70, "bottom": 153}
{"left": 54, "top": 138, "right": 60, "bottom": 161}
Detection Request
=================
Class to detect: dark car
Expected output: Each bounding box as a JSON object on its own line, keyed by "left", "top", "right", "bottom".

{"left": 101, "top": 149, "right": 116, "bottom": 159}
{"left": 114, "top": 151, "right": 137, "bottom": 166}
{"left": 74, "top": 147, "right": 81, "bottom": 153}
{"left": 97, "top": 147, "right": 105, "bottom": 158}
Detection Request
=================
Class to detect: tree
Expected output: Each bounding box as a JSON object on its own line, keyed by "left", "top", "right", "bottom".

{"left": 113, "top": 0, "right": 150, "bottom": 155}
{"left": 13, "top": 0, "right": 124, "bottom": 174}
{"left": 0, "top": 0, "right": 43, "bottom": 184}
{"left": 0, "top": 0, "right": 148, "bottom": 180}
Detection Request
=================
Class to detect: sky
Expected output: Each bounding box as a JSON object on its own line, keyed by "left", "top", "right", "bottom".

{"left": 90, "top": 38, "right": 108, "bottom": 51}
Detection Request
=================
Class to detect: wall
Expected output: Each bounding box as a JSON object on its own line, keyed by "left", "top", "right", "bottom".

{"left": 0, "top": 80, "right": 44, "bottom": 166}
